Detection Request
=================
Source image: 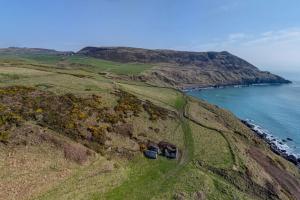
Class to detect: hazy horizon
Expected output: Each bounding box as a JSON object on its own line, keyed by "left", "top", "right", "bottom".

{"left": 1, "top": 0, "right": 300, "bottom": 72}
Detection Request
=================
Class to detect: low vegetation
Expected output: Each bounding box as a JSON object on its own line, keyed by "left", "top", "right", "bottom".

{"left": 0, "top": 51, "right": 299, "bottom": 200}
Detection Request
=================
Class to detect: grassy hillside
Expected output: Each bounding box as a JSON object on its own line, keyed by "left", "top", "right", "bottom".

{"left": 77, "top": 47, "right": 291, "bottom": 89}
{"left": 0, "top": 52, "right": 299, "bottom": 200}
{"left": 0, "top": 51, "right": 153, "bottom": 75}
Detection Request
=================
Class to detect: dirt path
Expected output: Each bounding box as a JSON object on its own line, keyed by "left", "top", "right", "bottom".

{"left": 116, "top": 81, "right": 194, "bottom": 166}
{"left": 183, "top": 100, "right": 236, "bottom": 166}
{"left": 103, "top": 84, "right": 194, "bottom": 199}
{"left": 249, "top": 147, "right": 300, "bottom": 200}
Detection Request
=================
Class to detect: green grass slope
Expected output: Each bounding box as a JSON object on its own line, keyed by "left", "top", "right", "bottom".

{"left": 0, "top": 51, "right": 153, "bottom": 75}
{"left": 0, "top": 53, "right": 299, "bottom": 200}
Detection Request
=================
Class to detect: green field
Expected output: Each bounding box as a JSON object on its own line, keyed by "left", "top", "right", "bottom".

{"left": 0, "top": 53, "right": 153, "bottom": 75}
{"left": 0, "top": 52, "right": 299, "bottom": 200}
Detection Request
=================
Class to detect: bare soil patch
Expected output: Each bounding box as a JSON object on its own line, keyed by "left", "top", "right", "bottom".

{"left": 249, "top": 147, "right": 300, "bottom": 200}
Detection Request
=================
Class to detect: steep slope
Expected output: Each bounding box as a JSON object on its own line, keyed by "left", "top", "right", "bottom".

{"left": 78, "top": 47, "right": 291, "bottom": 89}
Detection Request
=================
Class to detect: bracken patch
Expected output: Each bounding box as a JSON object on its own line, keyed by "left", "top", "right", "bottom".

{"left": 114, "top": 90, "right": 142, "bottom": 117}
{"left": 143, "top": 100, "right": 172, "bottom": 121}
{"left": 0, "top": 86, "right": 173, "bottom": 158}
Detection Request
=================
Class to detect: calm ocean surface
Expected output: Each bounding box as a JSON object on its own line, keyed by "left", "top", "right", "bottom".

{"left": 187, "top": 72, "right": 300, "bottom": 156}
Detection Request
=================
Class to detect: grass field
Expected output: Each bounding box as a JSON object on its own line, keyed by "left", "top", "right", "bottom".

{"left": 1, "top": 52, "right": 300, "bottom": 200}
{"left": 0, "top": 53, "right": 153, "bottom": 75}
{"left": 190, "top": 122, "right": 234, "bottom": 169}
{"left": 64, "top": 55, "right": 153, "bottom": 75}
{"left": 117, "top": 82, "right": 185, "bottom": 110}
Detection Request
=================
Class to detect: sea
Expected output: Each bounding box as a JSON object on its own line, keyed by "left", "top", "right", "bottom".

{"left": 187, "top": 71, "right": 300, "bottom": 158}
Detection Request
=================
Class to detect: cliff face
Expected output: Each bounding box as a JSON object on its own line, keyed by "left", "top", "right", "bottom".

{"left": 78, "top": 47, "right": 291, "bottom": 89}
{"left": 78, "top": 47, "right": 253, "bottom": 67}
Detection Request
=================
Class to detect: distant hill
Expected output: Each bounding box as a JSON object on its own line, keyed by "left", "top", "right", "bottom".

{"left": 0, "top": 46, "right": 291, "bottom": 89}
{"left": 0, "top": 47, "right": 73, "bottom": 56}
{"left": 77, "top": 47, "right": 291, "bottom": 89}
{"left": 1, "top": 47, "right": 299, "bottom": 199}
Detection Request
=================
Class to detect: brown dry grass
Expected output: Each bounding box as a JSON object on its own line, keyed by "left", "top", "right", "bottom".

{"left": 249, "top": 147, "right": 300, "bottom": 200}
{"left": 63, "top": 143, "right": 91, "bottom": 164}
{"left": 1, "top": 63, "right": 299, "bottom": 200}
{"left": 0, "top": 121, "right": 99, "bottom": 200}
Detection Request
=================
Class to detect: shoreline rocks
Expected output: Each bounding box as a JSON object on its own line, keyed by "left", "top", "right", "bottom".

{"left": 241, "top": 119, "right": 300, "bottom": 168}
{"left": 183, "top": 82, "right": 291, "bottom": 92}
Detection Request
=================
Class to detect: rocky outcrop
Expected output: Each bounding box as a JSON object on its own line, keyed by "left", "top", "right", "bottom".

{"left": 77, "top": 47, "right": 291, "bottom": 89}
{"left": 241, "top": 120, "right": 300, "bottom": 168}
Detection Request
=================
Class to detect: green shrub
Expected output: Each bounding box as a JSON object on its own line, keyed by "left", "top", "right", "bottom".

{"left": 0, "top": 86, "right": 35, "bottom": 95}
{"left": 0, "top": 131, "right": 10, "bottom": 143}
{"left": 87, "top": 125, "right": 109, "bottom": 145}
{"left": 143, "top": 100, "right": 169, "bottom": 121}
{"left": 114, "top": 91, "right": 142, "bottom": 116}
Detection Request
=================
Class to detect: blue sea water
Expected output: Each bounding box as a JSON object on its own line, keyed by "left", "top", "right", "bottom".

{"left": 187, "top": 73, "right": 300, "bottom": 157}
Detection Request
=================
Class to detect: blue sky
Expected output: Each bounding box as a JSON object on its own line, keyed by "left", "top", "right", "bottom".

{"left": 1, "top": 0, "right": 300, "bottom": 71}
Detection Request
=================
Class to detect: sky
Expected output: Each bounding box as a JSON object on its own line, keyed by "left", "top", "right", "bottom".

{"left": 0, "top": 0, "right": 300, "bottom": 72}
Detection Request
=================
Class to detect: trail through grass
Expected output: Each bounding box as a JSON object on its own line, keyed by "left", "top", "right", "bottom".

{"left": 104, "top": 92, "right": 194, "bottom": 200}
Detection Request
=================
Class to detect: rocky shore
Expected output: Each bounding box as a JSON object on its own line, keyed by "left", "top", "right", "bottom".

{"left": 182, "top": 82, "right": 290, "bottom": 92}
{"left": 241, "top": 119, "right": 300, "bottom": 168}
{"left": 78, "top": 47, "right": 291, "bottom": 89}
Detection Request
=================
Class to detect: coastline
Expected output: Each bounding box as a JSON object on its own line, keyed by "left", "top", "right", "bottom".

{"left": 241, "top": 119, "right": 300, "bottom": 168}
{"left": 185, "top": 81, "right": 300, "bottom": 168}
{"left": 182, "top": 82, "right": 292, "bottom": 92}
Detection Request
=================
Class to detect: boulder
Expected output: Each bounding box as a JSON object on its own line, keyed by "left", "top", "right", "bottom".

{"left": 286, "top": 155, "right": 298, "bottom": 165}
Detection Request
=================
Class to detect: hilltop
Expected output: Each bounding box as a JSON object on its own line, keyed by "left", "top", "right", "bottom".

{"left": 78, "top": 47, "right": 291, "bottom": 89}
{"left": 0, "top": 47, "right": 299, "bottom": 200}
{"left": 0, "top": 47, "right": 73, "bottom": 56}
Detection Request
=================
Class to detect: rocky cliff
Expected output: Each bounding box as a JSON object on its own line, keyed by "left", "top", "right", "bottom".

{"left": 78, "top": 47, "right": 291, "bottom": 89}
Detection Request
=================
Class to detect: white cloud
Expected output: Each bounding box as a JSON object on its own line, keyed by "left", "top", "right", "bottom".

{"left": 191, "top": 28, "right": 300, "bottom": 72}
{"left": 213, "top": 1, "right": 240, "bottom": 14}
{"left": 228, "top": 33, "right": 249, "bottom": 42}
{"left": 244, "top": 28, "right": 300, "bottom": 46}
